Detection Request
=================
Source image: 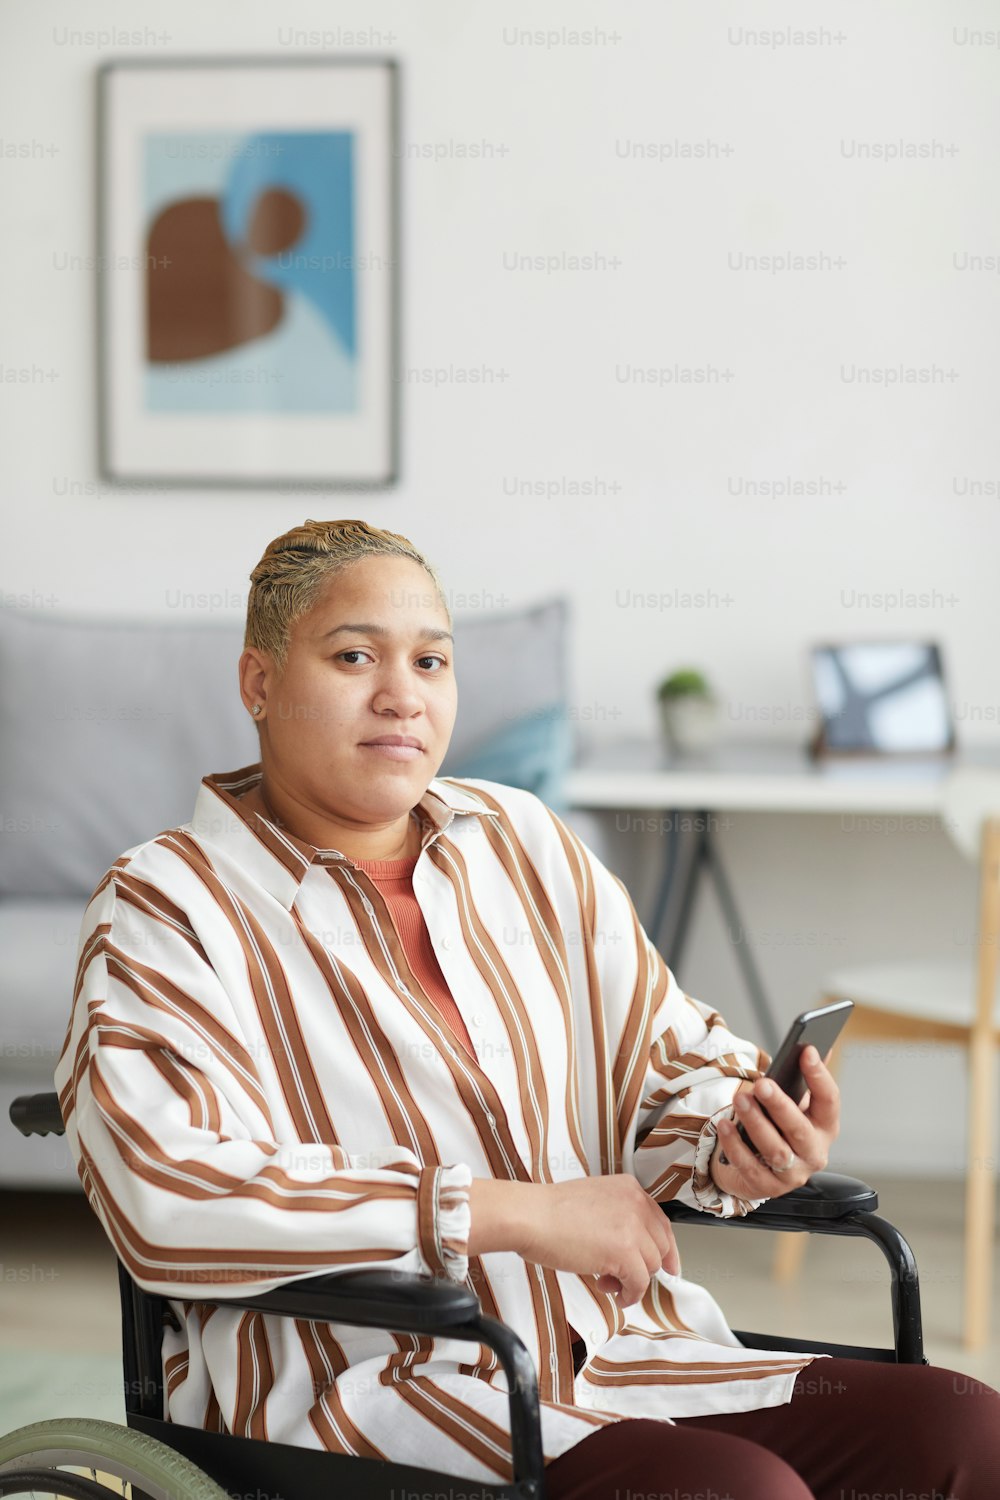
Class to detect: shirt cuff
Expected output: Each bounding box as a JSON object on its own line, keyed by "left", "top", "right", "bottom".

{"left": 690, "top": 1102, "right": 770, "bottom": 1218}
{"left": 416, "top": 1163, "right": 473, "bottom": 1283}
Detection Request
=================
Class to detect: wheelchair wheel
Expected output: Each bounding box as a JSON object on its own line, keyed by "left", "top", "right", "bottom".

{"left": 0, "top": 1418, "right": 230, "bottom": 1500}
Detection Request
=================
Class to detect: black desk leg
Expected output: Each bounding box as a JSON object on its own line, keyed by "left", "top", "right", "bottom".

{"left": 701, "top": 825, "right": 781, "bottom": 1055}
{"left": 649, "top": 809, "right": 781, "bottom": 1056}
{"left": 647, "top": 809, "right": 682, "bottom": 955}
{"left": 665, "top": 815, "right": 710, "bottom": 975}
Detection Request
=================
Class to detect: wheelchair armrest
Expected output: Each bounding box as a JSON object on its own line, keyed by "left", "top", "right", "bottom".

{"left": 10, "top": 1091, "right": 65, "bottom": 1137}
{"left": 661, "top": 1170, "right": 878, "bottom": 1227}
{"left": 181, "top": 1269, "right": 548, "bottom": 1489}
{"left": 191, "top": 1268, "right": 482, "bottom": 1334}
{"left": 751, "top": 1170, "right": 878, "bottom": 1218}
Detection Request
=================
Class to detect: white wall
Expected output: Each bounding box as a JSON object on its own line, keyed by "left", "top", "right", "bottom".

{"left": 2, "top": 0, "right": 999, "bottom": 1175}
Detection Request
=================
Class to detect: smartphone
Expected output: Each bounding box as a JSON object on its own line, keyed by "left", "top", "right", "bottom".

{"left": 733, "top": 999, "right": 853, "bottom": 1153}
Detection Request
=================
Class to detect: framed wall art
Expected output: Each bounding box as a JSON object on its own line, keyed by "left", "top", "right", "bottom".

{"left": 98, "top": 57, "right": 398, "bottom": 487}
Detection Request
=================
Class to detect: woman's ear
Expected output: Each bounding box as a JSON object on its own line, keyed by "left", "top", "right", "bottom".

{"left": 238, "top": 647, "right": 271, "bottom": 718}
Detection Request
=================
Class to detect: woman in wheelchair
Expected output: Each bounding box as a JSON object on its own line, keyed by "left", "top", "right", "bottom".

{"left": 41, "top": 519, "right": 1000, "bottom": 1499}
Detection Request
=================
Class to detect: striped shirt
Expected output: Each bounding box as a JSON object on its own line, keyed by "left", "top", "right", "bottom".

{"left": 55, "top": 763, "right": 825, "bottom": 1484}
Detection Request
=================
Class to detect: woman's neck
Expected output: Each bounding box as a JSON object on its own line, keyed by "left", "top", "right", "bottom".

{"left": 248, "top": 779, "right": 423, "bottom": 863}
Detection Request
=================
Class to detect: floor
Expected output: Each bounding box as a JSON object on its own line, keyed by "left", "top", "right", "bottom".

{"left": 1, "top": 1174, "right": 998, "bottom": 1433}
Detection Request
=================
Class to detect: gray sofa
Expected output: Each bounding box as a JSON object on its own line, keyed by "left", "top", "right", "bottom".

{"left": 0, "top": 597, "right": 607, "bottom": 1188}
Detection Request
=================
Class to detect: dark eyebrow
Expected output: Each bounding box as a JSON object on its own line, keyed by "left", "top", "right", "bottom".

{"left": 321, "top": 621, "right": 454, "bottom": 643}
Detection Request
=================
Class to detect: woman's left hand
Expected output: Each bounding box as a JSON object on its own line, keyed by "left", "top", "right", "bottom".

{"left": 709, "top": 1045, "right": 840, "bottom": 1200}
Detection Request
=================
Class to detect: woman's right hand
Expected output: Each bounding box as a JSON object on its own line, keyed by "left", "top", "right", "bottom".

{"left": 515, "top": 1173, "right": 681, "bottom": 1309}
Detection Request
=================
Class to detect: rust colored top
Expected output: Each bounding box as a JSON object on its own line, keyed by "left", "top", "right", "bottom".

{"left": 351, "top": 849, "right": 478, "bottom": 1060}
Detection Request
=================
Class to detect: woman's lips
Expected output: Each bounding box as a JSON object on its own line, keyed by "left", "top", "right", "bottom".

{"left": 360, "top": 743, "right": 424, "bottom": 761}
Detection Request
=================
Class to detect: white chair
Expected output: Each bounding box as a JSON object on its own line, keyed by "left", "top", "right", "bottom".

{"left": 772, "top": 768, "right": 1000, "bottom": 1350}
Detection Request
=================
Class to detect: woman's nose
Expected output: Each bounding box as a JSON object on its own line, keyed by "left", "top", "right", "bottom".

{"left": 371, "top": 671, "right": 426, "bottom": 716}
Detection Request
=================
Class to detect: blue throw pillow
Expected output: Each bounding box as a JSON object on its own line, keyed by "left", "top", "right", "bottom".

{"left": 443, "top": 703, "right": 573, "bottom": 812}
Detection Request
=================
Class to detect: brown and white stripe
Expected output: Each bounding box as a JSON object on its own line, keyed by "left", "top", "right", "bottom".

{"left": 54, "top": 763, "right": 825, "bottom": 1484}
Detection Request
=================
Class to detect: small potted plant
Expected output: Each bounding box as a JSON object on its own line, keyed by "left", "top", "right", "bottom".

{"left": 656, "top": 668, "right": 720, "bottom": 755}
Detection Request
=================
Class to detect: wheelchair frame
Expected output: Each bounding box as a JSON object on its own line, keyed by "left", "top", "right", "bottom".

{"left": 7, "top": 1091, "right": 927, "bottom": 1500}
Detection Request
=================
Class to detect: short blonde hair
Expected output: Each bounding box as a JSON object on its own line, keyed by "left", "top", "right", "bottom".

{"left": 244, "top": 518, "right": 452, "bottom": 673}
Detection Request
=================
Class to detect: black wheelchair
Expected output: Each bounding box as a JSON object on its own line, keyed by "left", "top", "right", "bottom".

{"left": 2, "top": 1091, "right": 927, "bottom": 1499}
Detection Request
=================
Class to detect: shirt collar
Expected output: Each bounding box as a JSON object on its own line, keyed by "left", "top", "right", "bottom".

{"left": 189, "top": 762, "right": 500, "bottom": 910}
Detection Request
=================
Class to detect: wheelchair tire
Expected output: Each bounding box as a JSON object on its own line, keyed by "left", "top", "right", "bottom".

{"left": 0, "top": 1418, "right": 230, "bottom": 1500}
{"left": 1, "top": 1469, "right": 135, "bottom": 1498}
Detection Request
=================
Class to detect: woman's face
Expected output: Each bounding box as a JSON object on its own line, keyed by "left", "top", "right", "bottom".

{"left": 250, "top": 555, "right": 458, "bottom": 829}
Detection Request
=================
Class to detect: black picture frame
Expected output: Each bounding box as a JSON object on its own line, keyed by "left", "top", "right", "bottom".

{"left": 808, "top": 641, "right": 956, "bottom": 759}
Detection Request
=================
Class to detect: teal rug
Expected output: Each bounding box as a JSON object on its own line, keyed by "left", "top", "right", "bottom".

{"left": 0, "top": 1350, "right": 124, "bottom": 1432}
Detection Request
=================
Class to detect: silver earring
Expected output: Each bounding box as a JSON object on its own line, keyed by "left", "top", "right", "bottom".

{"left": 252, "top": 704, "right": 262, "bottom": 717}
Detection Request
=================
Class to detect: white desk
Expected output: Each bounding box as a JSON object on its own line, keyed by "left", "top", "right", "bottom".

{"left": 566, "top": 737, "right": 1000, "bottom": 1049}
{"left": 566, "top": 736, "right": 1000, "bottom": 816}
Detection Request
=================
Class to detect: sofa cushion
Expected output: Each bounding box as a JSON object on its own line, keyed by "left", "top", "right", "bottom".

{"left": 442, "top": 704, "right": 573, "bottom": 812}
{"left": 0, "top": 597, "right": 571, "bottom": 898}
{"left": 0, "top": 899, "right": 88, "bottom": 1079}
{"left": 439, "top": 597, "right": 573, "bottom": 805}
{"left": 0, "top": 610, "right": 260, "bottom": 898}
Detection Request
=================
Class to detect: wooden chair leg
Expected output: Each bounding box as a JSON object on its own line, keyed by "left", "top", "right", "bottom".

{"left": 963, "top": 820, "right": 1000, "bottom": 1350}
{"left": 772, "top": 1226, "right": 808, "bottom": 1282}
{"left": 964, "top": 1030, "right": 997, "bottom": 1350}
{"left": 772, "top": 1028, "right": 847, "bottom": 1284}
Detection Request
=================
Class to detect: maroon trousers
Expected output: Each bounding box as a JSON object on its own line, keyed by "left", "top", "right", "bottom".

{"left": 545, "top": 1356, "right": 1000, "bottom": 1500}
